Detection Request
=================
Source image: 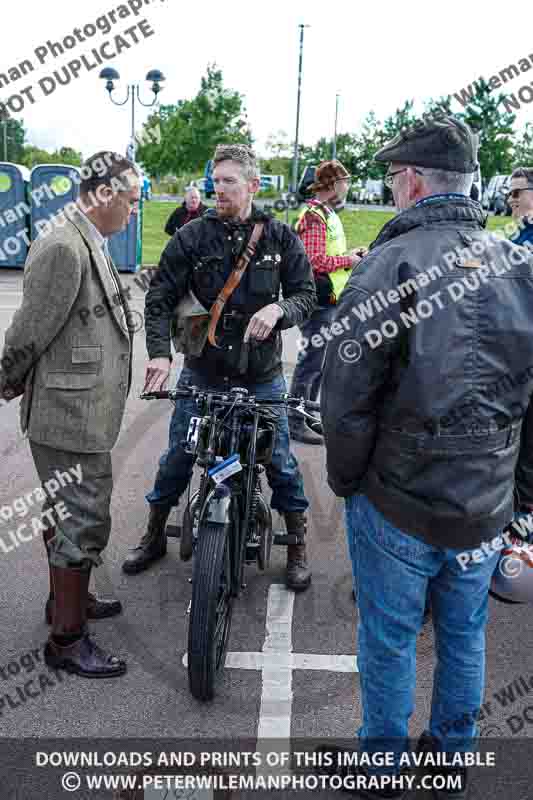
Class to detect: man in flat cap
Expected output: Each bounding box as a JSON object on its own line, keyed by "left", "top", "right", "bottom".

{"left": 289, "top": 160, "right": 365, "bottom": 444}
{"left": 320, "top": 114, "right": 533, "bottom": 796}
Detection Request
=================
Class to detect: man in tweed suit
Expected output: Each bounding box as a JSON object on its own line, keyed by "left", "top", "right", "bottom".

{"left": 0, "top": 152, "right": 140, "bottom": 679}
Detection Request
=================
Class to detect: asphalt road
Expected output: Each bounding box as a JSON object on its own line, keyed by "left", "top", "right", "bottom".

{"left": 0, "top": 270, "right": 532, "bottom": 800}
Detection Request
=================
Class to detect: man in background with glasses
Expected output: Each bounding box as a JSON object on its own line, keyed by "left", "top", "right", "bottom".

{"left": 321, "top": 114, "right": 533, "bottom": 798}
{"left": 508, "top": 167, "right": 533, "bottom": 247}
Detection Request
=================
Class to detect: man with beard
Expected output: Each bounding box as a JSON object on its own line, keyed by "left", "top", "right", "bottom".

{"left": 122, "top": 144, "right": 316, "bottom": 591}
{"left": 289, "top": 160, "right": 365, "bottom": 444}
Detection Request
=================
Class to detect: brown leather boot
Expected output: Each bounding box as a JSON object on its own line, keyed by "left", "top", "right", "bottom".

{"left": 43, "top": 529, "right": 122, "bottom": 624}
{"left": 44, "top": 564, "right": 127, "bottom": 678}
{"left": 283, "top": 511, "right": 311, "bottom": 592}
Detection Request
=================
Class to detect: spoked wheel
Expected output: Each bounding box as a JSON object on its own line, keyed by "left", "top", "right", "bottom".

{"left": 188, "top": 521, "right": 233, "bottom": 701}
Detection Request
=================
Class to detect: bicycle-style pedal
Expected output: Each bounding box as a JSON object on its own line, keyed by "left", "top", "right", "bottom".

{"left": 165, "top": 525, "right": 181, "bottom": 539}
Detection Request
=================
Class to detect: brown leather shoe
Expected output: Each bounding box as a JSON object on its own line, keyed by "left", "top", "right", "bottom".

{"left": 44, "top": 564, "right": 127, "bottom": 679}
{"left": 43, "top": 529, "right": 122, "bottom": 623}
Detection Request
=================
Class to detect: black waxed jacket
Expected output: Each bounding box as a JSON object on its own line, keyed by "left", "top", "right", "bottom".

{"left": 322, "top": 195, "right": 533, "bottom": 549}
{"left": 145, "top": 205, "right": 316, "bottom": 383}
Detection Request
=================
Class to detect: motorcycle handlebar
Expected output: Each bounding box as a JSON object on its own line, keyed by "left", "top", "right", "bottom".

{"left": 140, "top": 389, "right": 321, "bottom": 413}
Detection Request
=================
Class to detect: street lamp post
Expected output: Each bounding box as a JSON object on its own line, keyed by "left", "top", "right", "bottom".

{"left": 0, "top": 109, "right": 9, "bottom": 161}
{"left": 99, "top": 68, "right": 166, "bottom": 161}
{"left": 332, "top": 93, "right": 340, "bottom": 160}
{"left": 291, "top": 23, "right": 309, "bottom": 193}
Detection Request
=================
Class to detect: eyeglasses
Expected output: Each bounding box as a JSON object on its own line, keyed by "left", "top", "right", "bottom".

{"left": 384, "top": 167, "right": 422, "bottom": 189}
{"left": 505, "top": 187, "right": 533, "bottom": 202}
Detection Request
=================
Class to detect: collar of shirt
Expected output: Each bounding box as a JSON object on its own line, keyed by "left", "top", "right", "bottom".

{"left": 415, "top": 192, "right": 467, "bottom": 208}
{"left": 308, "top": 198, "right": 333, "bottom": 214}
{"left": 77, "top": 205, "right": 107, "bottom": 254}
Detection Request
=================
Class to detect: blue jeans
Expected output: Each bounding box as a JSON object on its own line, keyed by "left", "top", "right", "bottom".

{"left": 347, "top": 494, "right": 499, "bottom": 774}
{"left": 289, "top": 306, "right": 334, "bottom": 402}
{"left": 147, "top": 368, "right": 308, "bottom": 513}
{"left": 345, "top": 496, "right": 359, "bottom": 595}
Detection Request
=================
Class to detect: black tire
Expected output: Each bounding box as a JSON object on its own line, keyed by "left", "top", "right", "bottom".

{"left": 188, "top": 521, "right": 233, "bottom": 701}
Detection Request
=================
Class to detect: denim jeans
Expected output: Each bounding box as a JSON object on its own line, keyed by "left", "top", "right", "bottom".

{"left": 147, "top": 367, "right": 309, "bottom": 514}
{"left": 289, "top": 306, "right": 335, "bottom": 402}
{"left": 345, "top": 496, "right": 359, "bottom": 595}
{"left": 347, "top": 494, "right": 499, "bottom": 774}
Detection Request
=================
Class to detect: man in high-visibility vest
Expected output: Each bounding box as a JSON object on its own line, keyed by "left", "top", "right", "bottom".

{"left": 289, "top": 159, "right": 365, "bottom": 444}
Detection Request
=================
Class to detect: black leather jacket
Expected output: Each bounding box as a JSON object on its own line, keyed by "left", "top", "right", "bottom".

{"left": 145, "top": 206, "right": 316, "bottom": 383}
{"left": 322, "top": 196, "right": 533, "bottom": 548}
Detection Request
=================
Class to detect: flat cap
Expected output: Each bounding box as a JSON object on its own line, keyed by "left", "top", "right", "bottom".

{"left": 374, "top": 113, "right": 478, "bottom": 173}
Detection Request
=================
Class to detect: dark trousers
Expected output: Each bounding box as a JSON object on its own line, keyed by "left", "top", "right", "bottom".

{"left": 290, "top": 305, "right": 335, "bottom": 403}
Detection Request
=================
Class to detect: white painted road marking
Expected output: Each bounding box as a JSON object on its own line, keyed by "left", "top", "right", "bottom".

{"left": 182, "top": 583, "right": 358, "bottom": 738}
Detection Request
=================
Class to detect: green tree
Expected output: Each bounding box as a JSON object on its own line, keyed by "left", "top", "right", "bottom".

{"left": 355, "top": 112, "right": 387, "bottom": 179}
{"left": 450, "top": 79, "right": 516, "bottom": 178}
{"left": 512, "top": 122, "right": 533, "bottom": 167}
{"left": 20, "top": 145, "right": 52, "bottom": 168}
{"left": 50, "top": 146, "right": 83, "bottom": 166}
{"left": 20, "top": 144, "right": 82, "bottom": 169}
{"left": 136, "top": 64, "right": 252, "bottom": 178}
{"left": 0, "top": 111, "right": 25, "bottom": 163}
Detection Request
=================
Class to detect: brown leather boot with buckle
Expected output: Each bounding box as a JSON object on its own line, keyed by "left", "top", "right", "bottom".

{"left": 283, "top": 511, "right": 311, "bottom": 592}
{"left": 43, "top": 528, "right": 122, "bottom": 624}
{"left": 44, "top": 564, "right": 127, "bottom": 678}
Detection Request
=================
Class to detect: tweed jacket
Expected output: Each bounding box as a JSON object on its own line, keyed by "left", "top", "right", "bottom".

{"left": 0, "top": 206, "right": 133, "bottom": 453}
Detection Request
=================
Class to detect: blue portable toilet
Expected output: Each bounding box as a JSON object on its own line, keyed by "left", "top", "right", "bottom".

{"left": 0, "top": 163, "right": 31, "bottom": 268}
{"left": 108, "top": 196, "right": 143, "bottom": 273}
{"left": 30, "top": 164, "right": 80, "bottom": 241}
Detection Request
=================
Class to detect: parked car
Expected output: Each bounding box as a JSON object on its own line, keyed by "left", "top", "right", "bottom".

{"left": 190, "top": 177, "right": 206, "bottom": 193}
{"left": 493, "top": 178, "right": 512, "bottom": 216}
{"left": 204, "top": 160, "right": 215, "bottom": 198}
{"left": 471, "top": 165, "right": 482, "bottom": 203}
{"left": 482, "top": 175, "right": 510, "bottom": 212}
{"left": 296, "top": 164, "right": 316, "bottom": 202}
{"left": 359, "top": 179, "right": 384, "bottom": 205}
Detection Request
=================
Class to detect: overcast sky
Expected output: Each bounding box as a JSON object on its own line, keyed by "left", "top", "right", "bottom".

{"left": 2, "top": 0, "right": 533, "bottom": 164}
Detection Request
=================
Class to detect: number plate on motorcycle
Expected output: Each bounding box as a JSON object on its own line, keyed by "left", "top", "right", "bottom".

{"left": 186, "top": 416, "right": 202, "bottom": 447}
{"left": 208, "top": 453, "right": 242, "bottom": 484}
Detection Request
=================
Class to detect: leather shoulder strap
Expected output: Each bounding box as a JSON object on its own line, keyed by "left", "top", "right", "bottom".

{"left": 207, "top": 222, "right": 265, "bottom": 347}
